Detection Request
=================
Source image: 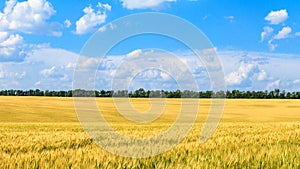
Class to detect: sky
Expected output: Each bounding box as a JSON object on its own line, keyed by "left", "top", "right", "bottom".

{"left": 0, "top": 0, "right": 300, "bottom": 91}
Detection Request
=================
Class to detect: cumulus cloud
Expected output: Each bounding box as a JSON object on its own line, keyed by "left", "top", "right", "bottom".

{"left": 267, "top": 39, "right": 277, "bottom": 51}
{"left": 1, "top": 47, "right": 300, "bottom": 91}
{"left": 0, "top": 31, "right": 9, "bottom": 42}
{"left": 293, "top": 79, "right": 300, "bottom": 84}
{"left": 263, "top": 26, "right": 292, "bottom": 51}
{"left": 0, "top": 33, "right": 26, "bottom": 60}
{"left": 126, "top": 49, "right": 142, "bottom": 58}
{"left": 64, "top": 19, "right": 71, "bottom": 28}
{"left": 76, "top": 57, "right": 101, "bottom": 70}
{"left": 160, "top": 71, "right": 171, "bottom": 80}
{"left": 260, "top": 22, "right": 292, "bottom": 51}
{"left": 0, "top": 0, "right": 64, "bottom": 61}
{"left": 261, "top": 9, "right": 290, "bottom": 51}
{"left": 120, "top": 0, "right": 176, "bottom": 10}
{"left": 296, "top": 32, "right": 300, "bottom": 36}
{"left": 261, "top": 26, "right": 273, "bottom": 42}
{"left": 101, "top": 3, "right": 112, "bottom": 11}
{"left": 95, "top": 49, "right": 204, "bottom": 91}
{"left": 0, "top": 47, "right": 78, "bottom": 90}
{"left": 98, "top": 26, "right": 107, "bottom": 33}
{"left": 98, "top": 23, "right": 117, "bottom": 33}
{"left": 126, "top": 69, "right": 176, "bottom": 90}
{"left": 26, "top": 47, "right": 78, "bottom": 66}
{"left": 220, "top": 50, "right": 300, "bottom": 91}
{"left": 265, "top": 9, "right": 288, "bottom": 25}
{"left": 0, "top": 33, "right": 23, "bottom": 47}
{"left": 75, "top": 3, "right": 111, "bottom": 35}
{"left": 257, "top": 69, "right": 267, "bottom": 81}
{"left": 15, "top": 71, "right": 26, "bottom": 79}
{"left": 266, "top": 80, "right": 280, "bottom": 90}
{"left": 40, "top": 66, "right": 55, "bottom": 77}
{"left": 0, "top": 0, "right": 62, "bottom": 36}
{"left": 225, "top": 63, "right": 255, "bottom": 86}
{"left": 274, "top": 26, "right": 292, "bottom": 39}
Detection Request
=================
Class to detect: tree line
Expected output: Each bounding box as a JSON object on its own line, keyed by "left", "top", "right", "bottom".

{"left": 0, "top": 88, "right": 300, "bottom": 99}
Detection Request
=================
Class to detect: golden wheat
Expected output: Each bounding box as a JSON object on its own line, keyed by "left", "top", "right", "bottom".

{"left": 0, "top": 97, "right": 299, "bottom": 168}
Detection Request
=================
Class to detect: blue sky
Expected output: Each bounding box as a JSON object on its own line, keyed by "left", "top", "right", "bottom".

{"left": 0, "top": 0, "right": 300, "bottom": 91}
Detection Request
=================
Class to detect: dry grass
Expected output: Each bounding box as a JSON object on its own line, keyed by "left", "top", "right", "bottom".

{"left": 0, "top": 97, "right": 299, "bottom": 168}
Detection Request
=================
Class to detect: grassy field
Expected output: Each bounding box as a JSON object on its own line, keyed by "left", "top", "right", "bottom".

{"left": 0, "top": 96, "right": 299, "bottom": 168}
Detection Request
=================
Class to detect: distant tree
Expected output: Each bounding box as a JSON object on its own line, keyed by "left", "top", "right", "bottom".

{"left": 149, "top": 90, "right": 164, "bottom": 98}
{"left": 269, "top": 91, "right": 274, "bottom": 99}
{"left": 67, "top": 90, "right": 72, "bottom": 97}
{"left": 280, "top": 90, "right": 286, "bottom": 99}
{"left": 100, "top": 90, "right": 106, "bottom": 97}
{"left": 286, "top": 92, "right": 291, "bottom": 99}
{"left": 215, "top": 90, "right": 226, "bottom": 98}
{"left": 274, "top": 89, "right": 280, "bottom": 98}
{"left": 264, "top": 90, "right": 269, "bottom": 99}
{"left": 204, "top": 91, "right": 212, "bottom": 98}
{"left": 132, "top": 88, "right": 146, "bottom": 98}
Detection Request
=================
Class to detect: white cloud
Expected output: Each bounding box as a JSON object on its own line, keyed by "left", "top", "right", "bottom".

{"left": 98, "top": 25, "right": 107, "bottom": 32}
{"left": 202, "top": 15, "right": 208, "bottom": 20}
{"left": 138, "top": 69, "right": 160, "bottom": 79}
{"left": 225, "top": 63, "right": 255, "bottom": 86}
{"left": 60, "top": 74, "right": 69, "bottom": 81}
{"left": 98, "top": 23, "right": 116, "bottom": 33}
{"left": 0, "top": 31, "right": 9, "bottom": 42}
{"left": 0, "top": 47, "right": 80, "bottom": 90}
{"left": 26, "top": 47, "right": 78, "bottom": 66}
{"left": 15, "top": 71, "right": 26, "bottom": 79}
{"left": 1, "top": 47, "right": 300, "bottom": 91}
{"left": 75, "top": 3, "right": 111, "bottom": 35}
{"left": 97, "top": 49, "right": 204, "bottom": 91}
{"left": 34, "top": 81, "right": 41, "bottom": 86}
{"left": 295, "top": 32, "right": 300, "bottom": 36}
{"left": 64, "top": 19, "right": 71, "bottom": 28}
{"left": 98, "top": 2, "right": 112, "bottom": 11}
{"left": 224, "top": 16, "right": 234, "bottom": 23}
{"left": 0, "top": 0, "right": 63, "bottom": 61}
{"left": 220, "top": 50, "right": 300, "bottom": 91}
{"left": 126, "top": 49, "right": 142, "bottom": 58}
{"left": 0, "top": 0, "right": 62, "bottom": 36}
{"left": 267, "top": 39, "right": 277, "bottom": 51}
{"left": 0, "top": 33, "right": 25, "bottom": 58}
{"left": 77, "top": 57, "right": 101, "bottom": 69}
{"left": 66, "top": 62, "right": 76, "bottom": 69}
{"left": 261, "top": 10, "right": 291, "bottom": 51}
{"left": 266, "top": 80, "right": 280, "bottom": 90}
{"left": 160, "top": 71, "right": 170, "bottom": 80}
{"left": 0, "top": 33, "right": 23, "bottom": 46}
{"left": 265, "top": 9, "right": 288, "bottom": 25}
{"left": 261, "top": 26, "right": 273, "bottom": 42}
{"left": 257, "top": 69, "right": 267, "bottom": 81}
{"left": 293, "top": 79, "right": 300, "bottom": 84}
{"left": 40, "top": 66, "right": 55, "bottom": 77}
{"left": 274, "top": 26, "right": 292, "bottom": 39}
{"left": 120, "top": 0, "right": 176, "bottom": 10}
{"left": 3, "top": 0, "right": 17, "bottom": 14}
{"left": 262, "top": 26, "right": 291, "bottom": 51}
{"left": 0, "top": 67, "right": 4, "bottom": 78}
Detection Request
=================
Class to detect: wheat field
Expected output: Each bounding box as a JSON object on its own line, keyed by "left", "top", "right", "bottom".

{"left": 0, "top": 96, "right": 299, "bottom": 168}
